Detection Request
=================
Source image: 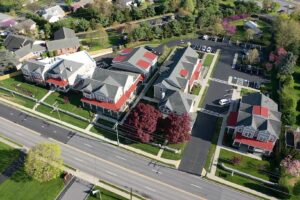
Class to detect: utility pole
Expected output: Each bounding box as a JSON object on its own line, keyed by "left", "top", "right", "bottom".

{"left": 52, "top": 101, "right": 61, "bottom": 121}
{"left": 113, "top": 122, "right": 120, "bottom": 146}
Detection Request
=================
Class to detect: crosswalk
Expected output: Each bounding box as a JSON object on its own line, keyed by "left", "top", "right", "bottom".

{"left": 210, "top": 78, "right": 229, "bottom": 85}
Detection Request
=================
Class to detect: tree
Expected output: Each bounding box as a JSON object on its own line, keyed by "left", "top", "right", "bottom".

{"left": 231, "top": 156, "right": 242, "bottom": 165}
{"left": 275, "top": 19, "right": 300, "bottom": 48}
{"left": 169, "top": 20, "right": 181, "bottom": 36}
{"left": 293, "top": 180, "right": 300, "bottom": 195}
{"left": 280, "top": 155, "right": 300, "bottom": 177}
{"left": 25, "top": 143, "right": 63, "bottom": 182}
{"left": 246, "top": 48, "right": 260, "bottom": 64}
{"left": 212, "top": 22, "right": 224, "bottom": 36}
{"left": 183, "top": 0, "right": 195, "bottom": 13}
{"left": 160, "top": 113, "right": 191, "bottom": 144}
{"left": 126, "top": 103, "right": 162, "bottom": 143}
{"left": 144, "top": 6, "right": 155, "bottom": 18}
{"left": 276, "top": 52, "right": 297, "bottom": 79}
{"left": 245, "top": 28, "right": 255, "bottom": 41}
{"left": 65, "top": 0, "right": 73, "bottom": 6}
{"left": 169, "top": 0, "right": 181, "bottom": 12}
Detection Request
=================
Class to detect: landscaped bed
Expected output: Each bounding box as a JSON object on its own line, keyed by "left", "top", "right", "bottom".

{"left": 0, "top": 76, "right": 48, "bottom": 100}
{"left": 44, "top": 91, "right": 92, "bottom": 119}
{"left": 36, "top": 104, "right": 90, "bottom": 129}
{"left": 203, "top": 54, "right": 215, "bottom": 67}
{"left": 191, "top": 85, "right": 201, "bottom": 96}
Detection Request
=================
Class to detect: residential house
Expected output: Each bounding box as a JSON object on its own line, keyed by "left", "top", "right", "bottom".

{"left": 46, "top": 27, "right": 80, "bottom": 56}
{"left": 41, "top": 5, "right": 66, "bottom": 23}
{"left": 0, "top": 13, "right": 16, "bottom": 29}
{"left": 226, "top": 92, "right": 282, "bottom": 155}
{"left": 153, "top": 46, "right": 202, "bottom": 115}
{"left": 71, "top": 0, "right": 94, "bottom": 11}
{"left": 46, "top": 51, "right": 96, "bottom": 92}
{"left": 11, "top": 19, "right": 36, "bottom": 35}
{"left": 111, "top": 47, "right": 158, "bottom": 80}
{"left": 14, "top": 42, "right": 47, "bottom": 63}
{"left": 21, "top": 58, "right": 58, "bottom": 85}
{"left": 244, "top": 20, "right": 262, "bottom": 35}
{"left": 285, "top": 128, "right": 300, "bottom": 151}
{"left": 4, "top": 34, "right": 34, "bottom": 51}
{"left": 74, "top": 68, "right": 142, "bottom": 119}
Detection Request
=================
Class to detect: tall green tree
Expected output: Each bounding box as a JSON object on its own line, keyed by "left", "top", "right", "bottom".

{"left": 183, "top": 0, "right": 195, "bottom": 13}
{"left": 275, "top": 19, "right": 300, "bottom": 48}
{"left": 25, "top": 143, "right": 63, "bottom": 182}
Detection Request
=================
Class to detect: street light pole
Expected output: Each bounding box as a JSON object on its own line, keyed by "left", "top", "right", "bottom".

{"left": 113, "top": 122, "right": 120, "bottom": 146}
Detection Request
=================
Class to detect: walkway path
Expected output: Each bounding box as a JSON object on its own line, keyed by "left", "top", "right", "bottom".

{"left": 57, "top": 178, "right": 93, "bottom": 200}
{"left": 33, "top": 90, "right": 54, "bottom": 110}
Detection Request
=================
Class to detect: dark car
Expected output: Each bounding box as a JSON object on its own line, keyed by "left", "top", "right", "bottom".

{"left": 144, "top": 46, "right": 155, "bottom": 52}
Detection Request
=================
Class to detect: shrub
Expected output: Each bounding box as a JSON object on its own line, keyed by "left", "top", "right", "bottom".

{"left": 293, "top": 180, "right": 300, "bottom": 195}
{"left": 231, "top": 156, "right": 242, "bottom": 165}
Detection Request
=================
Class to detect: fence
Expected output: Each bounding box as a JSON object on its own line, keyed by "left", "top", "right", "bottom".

{"left": 0, "top": 71, "right": 22, "bottom": 81}
{"left": 0, "top": 86, "right": 38, "bottom": 102}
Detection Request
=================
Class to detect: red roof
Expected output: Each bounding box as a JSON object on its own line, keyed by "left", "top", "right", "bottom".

{"left": 234, "top": 133, "right": 274, "bottom": 151}
{"left": 180, "top": 69, "right": 189, "bottom": 77}
{"left": 46, "top": 78, "right": 68, "bottom": 87}
{"left": 121, "top": 48, "right": 133, "bottom": 54}
{"left": 227, "top": 112, "right": 238, "bottom": 126}
{"left": 143, "top": 52, "right": 157, "bottom": 61}
{"left": 81, "top": 75, "right": 143, "bottom": 111}
{"left": 189, "top": 62, "right": 202, "bottom": 86}
{"left": 136, "top": 59, "right": 151, "bottom": 69}
{"left": 113, "top": 55, "right": 127, "bottom": 63}
{"left": 252, "top": 105, "right": 269, "bottom": 118}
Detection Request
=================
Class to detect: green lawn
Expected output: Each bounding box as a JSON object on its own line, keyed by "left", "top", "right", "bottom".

{"left": 191, "top": 85, "right": 201, "bottom": 95}
{"left": 203, "top": 54, "right": 215, "bottom": 67}
{"left": 91, "top": 126, "right": 160, "bottom": 155}
{"left": 97, "top": 118, "right": 116, "bottom": 128}
{"left": 198, "top": 86, "right": 209, "bottom": 108}
{"left": 240, "top": 88, "right": 256, "bottom": 96}
{"left": 218, "top": 149, "right": 274, "bottom": 181}
{"left": 0, "top": 168, "right": 64, "bottom": 200}
{"left": 36, "top": 104, "right": 90, "bottom": 129}
{"left": 44, "top": 91, "right": 92, "bottom": 119}
{"left": 0, "top": 76, "right": 48, "bottom": 100}
{"left": 0, "top": 142, "right": 20, "bottom": 173}
{"left": 293, "top": 65, "right": 300, "bottom": 125}
{"left": 161, "top": 142, "right": 187, "bottom": 160}
{"left": 216, "top": 168, "right": 290, "bottom": 199}
{"left": 204, "top": 117, "right": 223, "bottom": 171}
{"left": 87, "top": 186, "right": 127, "bottom": 200}
{"left": 0, "top": 88, "right": 36, "bottom": 109}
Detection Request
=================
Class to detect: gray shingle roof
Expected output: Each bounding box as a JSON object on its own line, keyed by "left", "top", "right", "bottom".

{"left": 159, "top": 90, "right": 196, "bottom": 115}
{"left": 11, "top": 19, "right": 36, "bottom": 32}
{"left": 4, "top": 34, "right": 34, "bottom": 51}
{"left": 46, "top": 37, "right": 80, "bottom": 51}
{"left": 48, "top": 59, "right": 83, "bottom": 79}
{"left": 54, "top": 27, "right": 76, "bottom": 40}
{"left": 74, "top": 68, "right": 139, "bottom": 100}
{"left": 236, "top": 92, "right": 282, "bottom": 138}
{"left": 22, "top": 60, "right": 46, "bottom": 74}
{"left": 14, "top": 43, "right": 46, "bottom": 58}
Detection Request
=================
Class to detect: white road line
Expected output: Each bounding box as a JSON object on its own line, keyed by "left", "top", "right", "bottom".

{"left": 84, "top": 143, "right": 93, "bottom": 148}
{"left": 115, "top": 155, "right": 126, "bottom": 160}
{"left": 41, "top": 125, "right": 44, "bottom": 128}
{"left": 190, "top": 184, "right": 202, "bottom": 189}
{"left": 74, "top": 157, "right": 83, "bottom": 162}
{"left": 144, "top": 186, "right": 156, "bottom": 192}
{"left": 105, "top": 170, "right": 117, "bottom": 176}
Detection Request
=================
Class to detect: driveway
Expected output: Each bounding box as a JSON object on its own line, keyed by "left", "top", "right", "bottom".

{"left": 179, "top": 112, "right": 218, "bottom": 175}
{"left": 57, "top": 178, "right": 93, "bottom": 200}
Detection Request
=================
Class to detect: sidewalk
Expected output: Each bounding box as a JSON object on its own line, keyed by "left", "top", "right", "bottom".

{"left": 0, "top": 97, "right": 180, "bottom": 167}
{"left": 33, "top": 90, "right": 54, "bottom": 110}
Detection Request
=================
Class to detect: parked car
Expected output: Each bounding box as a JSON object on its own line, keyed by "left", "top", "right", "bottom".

{"left": 145, "top": 46, "right": 154, "bottom": 52}
{"left": 219, "top": 99, "right": 231, "bottom": 106}
{"left": 202, "top": 35, "right": 209, "bottom": 40}
{"left": 206, "top": 47, "right": 212, "bottom": 53}
{"left": 191, "top": 45, "right": 196, "bottom": 49}
{"left": 201, "top": 46, "right": 207, "bottom": 52}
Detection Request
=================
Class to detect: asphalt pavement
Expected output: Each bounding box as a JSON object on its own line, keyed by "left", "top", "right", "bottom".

{"left": 0, "top": 103, "right": 257, "bottom": 200}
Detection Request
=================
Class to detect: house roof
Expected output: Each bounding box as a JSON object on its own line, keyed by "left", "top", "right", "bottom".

{"left": 4, "top": 34, "right": 34, "bottom": 51}
{"left": 47, "top": 59, "right": 84, "bottom": 80}
{"left": 42, "top": 5, "right": 65, "bottom": 20}
{"left": 286, "top": 128, "right": 300, "bottom": 150}
{"left": 14, "top": 43, "right": 46, "bottom": 58}
{"left": 11, "top": 19, "right": 36, "bottom": 32}
{"left": 155, "top": 46, "right": 200, "bottom": 91}
{"left": 112, "top": 47, "right": 157, "bottom": 73}
{"left": 234, "top": 133, "right": 274, "bottom": 151}
{"left": 0, "top": 13, "right": 13, "bottom": 22}
{"left": 236, "top": 93, "right": 282, "bottom": 138}
{"left": 159, "top": 90, "right": 196, "bottom": 115}
{"left": 54, "top": 27, "right": 76, "bottom": 40}
{"left": 22, "top": 59, "right": 46, "bottom": 74}
{"left": 46, "top": 37, "right": 80, "bottom": 51}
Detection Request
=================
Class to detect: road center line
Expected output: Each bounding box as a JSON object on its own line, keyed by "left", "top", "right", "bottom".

{"left": 191, "top": 184, "right": 202, "bottom": 189}
{"left": 144, "top": 186, "right": 156, "bottom": 192}
{"left": 74, "top": 157, "right": 83, "bottom": 162}
{"left": 84, "top": 143, "right": 93, "bottom": 148}
{"left": 105, "top": 170, "right": 117, "bottom": 176}
{"left": 115, "top": 155, "right": 126, "bottom": 160}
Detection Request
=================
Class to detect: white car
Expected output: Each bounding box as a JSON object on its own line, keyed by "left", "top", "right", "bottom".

{"left": 201, "top": 46, "right": 207, "bottom": 52}
{"left": 219, "top": 99, "right": 231, "bottom": 106}
{"left": 203, "top": 35, "right": 209, "bottom": 40}
{"left": 206, "top": 47, "right": 212, "bottom": 53}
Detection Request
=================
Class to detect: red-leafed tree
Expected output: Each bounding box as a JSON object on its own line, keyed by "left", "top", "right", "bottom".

{"left": 161, "top": 113, "right": 191, "bottom": 144}
{"left": 126, "top": 103, "right": 162, "bottom": 143}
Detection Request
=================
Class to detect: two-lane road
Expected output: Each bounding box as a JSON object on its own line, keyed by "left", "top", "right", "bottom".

{"left": 0, "top": 103, "right": 257, "bottom": 200}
